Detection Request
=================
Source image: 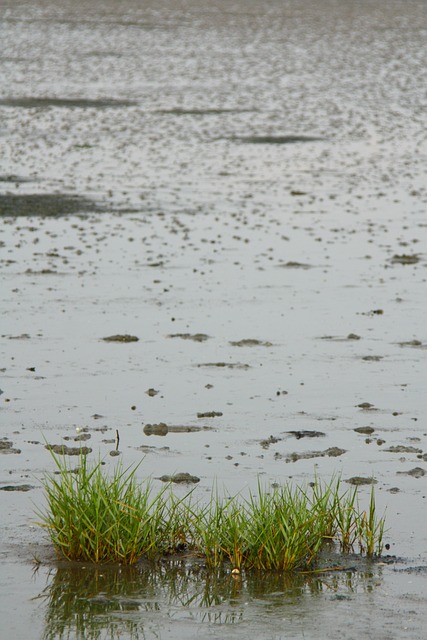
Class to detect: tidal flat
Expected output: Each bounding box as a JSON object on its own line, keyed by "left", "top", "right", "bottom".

{"left": 1, "top": 0, "right": 427, "bottom": 638}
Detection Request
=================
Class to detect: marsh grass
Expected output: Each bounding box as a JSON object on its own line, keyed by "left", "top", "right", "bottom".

{"left": 37, "top": 452, "right": 170, "bottom": 563}
{"left": 37, "top": 454, "right": 386, "bottom": 569}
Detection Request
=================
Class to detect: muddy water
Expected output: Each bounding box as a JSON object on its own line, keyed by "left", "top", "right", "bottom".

{"left": 1, "top": 0, "right": 427, "bottom": 638}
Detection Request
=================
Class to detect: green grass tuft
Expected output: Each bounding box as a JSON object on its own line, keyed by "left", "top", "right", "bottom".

{"left": 37, "top": 453, "right": 386, "bottom": 568}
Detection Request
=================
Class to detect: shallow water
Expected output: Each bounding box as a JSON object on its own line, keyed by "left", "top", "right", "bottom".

{"left": 1, "top": 0, "right": 427, "bottom": 638}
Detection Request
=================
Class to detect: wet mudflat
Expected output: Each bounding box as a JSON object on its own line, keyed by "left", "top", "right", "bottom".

{"left": 1, "top": 0, "right": 427, "bottom": 638}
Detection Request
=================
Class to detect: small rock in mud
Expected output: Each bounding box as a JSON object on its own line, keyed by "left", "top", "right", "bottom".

{"left": 345, "top": 477, "right": 378, "bottom": 486}
{"left": 157, "top": 472, "right": 200, "bottom": 484}
{"left": 347, "top": 333, "right": 361, "bottom": 340}
{"left": 109, "top": 450, "right": 121, "bottom": 457}
{"left": 0, "top": 484, "right": 35, "bottom": 492}
{"left": 144, "top": 423, "right": 168, "bottom": 436}
{"left": 390, "top": 254, "right": 420, "bottom": 265}
{"left": 45, "top": 444, "right": 92, "bottom": 455}
{"left": 197, "top": 362, "right": 250, "bottom": 369}
{"left": 145, "top": 388, "right": 159, "bottom": 396}
{"left": 197, "top": 411, "right": 223, "bottom": 418}
{"left": 230, "top": 338, "right": 273, "bottom": 347}
{"left": 102, "top": 334, "right": 139, "bottom": 342}
{"left": 168, "top": 333, "right": 210, "bottom": 342}
{"left": 260, "top": 435, "right": 282, "bottom": 449}
{"left": 286, "top": 430, "right": 326, "bottom": 439}
{"left": 354, "top": 426, "right": 375, "bottom": 435}
{"left": 0, "top": 439, "right": 21, "bottom": 454}
{"left": 361, "top": 355, "right": 383, "bottom": 362}
{"left": 385, "top": 445, "right": 422, "bottom": 454}
{"left": 397, "top": 467, "right": 426, "bottom": 478}
{"left": 388, "top": 487, "right": 400, "bottom": 493}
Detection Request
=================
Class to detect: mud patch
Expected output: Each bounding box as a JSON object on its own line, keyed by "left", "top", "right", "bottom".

{"left": 228, "top": 135, "right": 326, "bottom": 144}
{"left": 0, "top": 194, "right": 99, "bottom": 217}
{"left": 156, "top": 107, "right": 255, "bottom": 116}
{"left": 260, "top": 435, "right": 282, "bottom": 449}
{"left": 157, "top": 472, "right": 200, "bottom": 484}
{"left": 286, "top": 430, "right": 326, "bottom": 439}
{"left": 397, "top": 467, "right": 426, "bottom": 478}
{"left": 345, "top": 477, "right": 378, "bottom": 486}
{"left": 0, "top": 484, "right": 35, "bottom": 492}
{"left": 230, "top": 338, "right": 273, "bottom": 347}
{"left": 197, "top": 362, "right": 250, "bottom": 369}
{"left": 385, "top": 445, "right": 423, "bottom": 454}
{"left": 397, "top": 340, "right": 426, "bottom": 349}
{"left": 0, "top": 97, "right": 136, "bottom": 109}
{"left": 0, "top": 439, "right": 21, "bottom": 454}
{"left": 144, "top": 423, "right": 212, "bottom": 436}
{"left": 168, "top": 333, "right": 210, "bottom": 342}
{"left": 102, "top": 334, "right": 139, "bottom": 343}
{"left": 45, "top": 444, "right": 92, "bottom": 456}
{"left": 278, "top": 261, "right": 313, "bottom": 269}
{"left": 283, "top": 447, "right": 346, "bottom": 463}
{"left": 197, "top": 411, "right": 223, "bottom": 418}
{"left": 320, "top": 333, "right": 361, "bottom": 341}
{"left": 390, "top": 254, "right": 420, "bottom": 265}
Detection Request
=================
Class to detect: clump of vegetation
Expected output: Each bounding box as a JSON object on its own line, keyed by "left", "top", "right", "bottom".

{"left": 37, "top": 454, "right": 386, "bottom": 569}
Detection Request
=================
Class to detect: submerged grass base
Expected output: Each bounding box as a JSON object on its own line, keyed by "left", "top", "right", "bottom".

{"left": 37, "top": 454, "right": 386, "bottom": 570}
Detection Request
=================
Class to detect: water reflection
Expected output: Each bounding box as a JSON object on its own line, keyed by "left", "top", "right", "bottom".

{"left": 37, "top": 557, "right": 383, "bottom": 639}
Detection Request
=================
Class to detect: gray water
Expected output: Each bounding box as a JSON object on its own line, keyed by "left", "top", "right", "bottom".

{"left": 1, "top": 0, "right": 427, "bottom": 638}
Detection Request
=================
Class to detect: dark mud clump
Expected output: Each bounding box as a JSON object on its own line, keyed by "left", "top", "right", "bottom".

{"left": 45, "top": 444, "right": 92, "bottom": 455}
{"left": 197, "top": 411, "right": 223, "bottom": 418}
{"left": 0, "top": 194, "right": 99, "bottom": 217}
{"left": 230, "top": 338, "right": 273, "bottom": 347}
{"left": 362, "top": 355, "right": 383, "bottom": 362}
{"left": 0, "top": 439, "right": 21, "bottom": 454}
{"left": 286, "top": 430, "right": 326, "bottom": 439}
{"left": 102, "top": 334, "right": 139, "bottom": 343}
{"left": 157, "top": 472, "right": 200, "bottom": 484}
{"left": 146, "top": 388, "right": 159, "bottom": 396}
{"left": 168, "top": 333, "right": 210, "bottom": 342}
{"left": 356, "top": 402, "right": 377, "bottom": 410}
{"left": 0, "top": 97, "right": 136, "bottom": 109}
{"left": 345, "top": 477, "right": 378, "bottom": 486}
{"left": 354, "top": 427, "right": 375, "bottom": 435}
